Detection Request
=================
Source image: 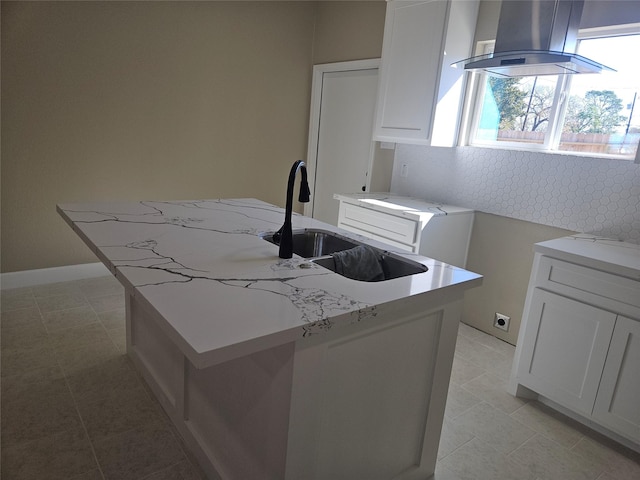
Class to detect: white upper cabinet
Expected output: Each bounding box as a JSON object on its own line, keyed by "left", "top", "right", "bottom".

{"left": 374, "top": 0, "right": 479, "bottom": 146}
{"left": 374, "top": 1, "right": 447, "bottom": 143}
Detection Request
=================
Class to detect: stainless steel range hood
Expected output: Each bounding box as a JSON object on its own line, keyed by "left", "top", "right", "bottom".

{"left": 455, "top": 0, "right": 614, "bottom": 77}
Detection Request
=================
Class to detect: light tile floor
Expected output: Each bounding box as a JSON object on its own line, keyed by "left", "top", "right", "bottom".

{"left": 2, "top": 276, "right": 639, "bottom": 479}
{"left": 1, "top": 276, "right": 205, "bottom": 480}
{"left": 438, "top": 322, "right": 640, "bottom": 480}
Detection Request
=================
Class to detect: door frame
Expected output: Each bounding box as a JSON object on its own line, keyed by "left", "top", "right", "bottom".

{"left": 304, "top": 59, "right": 380, "bottom": 218}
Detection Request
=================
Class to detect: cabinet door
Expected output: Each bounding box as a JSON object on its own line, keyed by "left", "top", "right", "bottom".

{"left": 373, "top": 0, "right": 448, "bottom": 144}
{"left": 593, "top": 316, "right": 640, "bottom": 442}
{"left": 517, "top": 289, "right": 617, "bottom": 416}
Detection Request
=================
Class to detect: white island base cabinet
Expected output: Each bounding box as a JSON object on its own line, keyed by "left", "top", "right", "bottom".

{"left": 128, "top": 292, "right": 462, "bottom": 480}
{"left": 510, "top": 237, "right": 640, "bottom": 451}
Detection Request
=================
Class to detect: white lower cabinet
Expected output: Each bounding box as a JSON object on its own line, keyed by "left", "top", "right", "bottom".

{"left": 516, "top": 289, "right": 616, "bottom": 416}
{"left": 335, "top": 195, "right": 474, "bottom": 267}
{"left": 593, "top": 316, "right": 640, "bottom": 443}
{"left": 511, "top": 237, "right": 640, "bottom": 450}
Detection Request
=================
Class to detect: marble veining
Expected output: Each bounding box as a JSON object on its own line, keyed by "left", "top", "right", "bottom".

{"left": 92, "top": 221, "right": 370, "bottom": 327}
{"left": 58, "top": 198, "right": 481, "bottom": 367}
{"left": 63, "top": 198, "right": 284, "bottom": 235}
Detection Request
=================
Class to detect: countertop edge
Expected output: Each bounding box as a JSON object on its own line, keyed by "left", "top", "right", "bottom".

{"left": 191, "top": 275, "right": 482, "bottom": 369}
{"left": 535, "top": 235, "right": 640, "bottom": 280}
{"left": 333, "top": 193, "right": 475, "bottom": 222}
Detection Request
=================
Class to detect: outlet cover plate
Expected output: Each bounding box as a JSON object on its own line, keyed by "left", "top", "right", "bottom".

{"left": 494, "top": 313, "right": 510, "bottom": 332}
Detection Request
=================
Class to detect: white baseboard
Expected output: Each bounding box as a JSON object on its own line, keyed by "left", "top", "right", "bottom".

{"left": 1, "top": 263, "right": 110, "bottom": 290}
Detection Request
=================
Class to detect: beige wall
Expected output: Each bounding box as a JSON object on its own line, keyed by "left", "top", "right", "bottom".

{"left": 461, "top": 213, "right": 575, "bottom": 345}
{"left": 1, "top": 1, "right": 386, "bottom": 273}
{"left": 313, "top": 1, "right": 386, "bottom": 64}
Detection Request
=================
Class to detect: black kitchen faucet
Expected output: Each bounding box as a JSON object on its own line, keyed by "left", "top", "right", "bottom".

{"left": 273, "top": 160, "right": 311, "bottom": 259}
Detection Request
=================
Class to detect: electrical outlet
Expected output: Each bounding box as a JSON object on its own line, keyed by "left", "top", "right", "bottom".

{"left": 494, "top": 313, "right": 510, "bottom": 332}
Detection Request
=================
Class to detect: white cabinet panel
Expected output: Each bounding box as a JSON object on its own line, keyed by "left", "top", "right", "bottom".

{"left": 374, "top": 0, "right": 479, "bottom": 145}
{"left": 312, "top": 312, "right": 440, "bottom": 480}
{"left": 418, "top": 213, "right": 474, "bottom": 269}
{"left": 593, "top": 316, "right": 640, "bottom": 442}
{"left": 517, "top": 289, "right": 617, "bottom": 416}
{"left": 374, "top": 0, "right": 447, "bottom": 142}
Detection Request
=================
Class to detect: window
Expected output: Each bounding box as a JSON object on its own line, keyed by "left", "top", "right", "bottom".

{"left": 467, "top": 26, "right": 640, "bottom": 161}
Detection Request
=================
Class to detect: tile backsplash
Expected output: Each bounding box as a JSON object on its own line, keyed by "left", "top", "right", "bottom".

{"left": 390, "top": 145, "right": 640, "bottom": 244}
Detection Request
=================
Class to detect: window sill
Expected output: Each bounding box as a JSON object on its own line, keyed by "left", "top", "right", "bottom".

{"left": 466, "top": 142, "right": 638, "bottom": 163}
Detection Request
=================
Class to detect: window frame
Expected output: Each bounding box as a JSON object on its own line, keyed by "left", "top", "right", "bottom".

{"left": 461, "top": 24, "right": 640, "bottom": 163}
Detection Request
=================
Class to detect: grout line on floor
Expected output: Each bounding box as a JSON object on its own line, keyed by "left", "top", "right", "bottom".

{"left": 63, "top": 372, "right": 108, "bottom": 480}
{"left": 53, "top": 286, "right": 107, "bottom": 480}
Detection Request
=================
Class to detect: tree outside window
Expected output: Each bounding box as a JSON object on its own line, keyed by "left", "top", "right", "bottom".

{"left": 470, "top": 31, "right": 640, "bottom": 160}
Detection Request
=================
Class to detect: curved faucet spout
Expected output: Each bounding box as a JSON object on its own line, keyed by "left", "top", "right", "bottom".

{"left": 277, "top": 160, "right": 311, "bottom": 259}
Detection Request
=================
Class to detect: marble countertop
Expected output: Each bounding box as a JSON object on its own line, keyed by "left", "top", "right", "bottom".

{"left": 334, "top": 193, "right": 474, "bottom": 224}
{"left": 58, "top": 199, "right": 482, "bottom": 368}
{"left": 535, "top": 234, "right": 640, "bottom": 280}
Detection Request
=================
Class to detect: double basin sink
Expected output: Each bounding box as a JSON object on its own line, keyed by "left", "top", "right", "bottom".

{"left": 262, "top": 229, "right": 427, "bottom": 282}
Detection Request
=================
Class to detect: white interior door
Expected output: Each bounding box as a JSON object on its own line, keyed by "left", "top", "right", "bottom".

{"left": 305, "top": 60, "right": 379, "bottom": 226}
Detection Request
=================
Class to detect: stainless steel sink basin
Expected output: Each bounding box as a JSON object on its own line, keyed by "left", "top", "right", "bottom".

{"left": 312, "top": 253, "right": 427, "bottom": 282}
{"left": 262, "top": 229, "right": 359, "bottom": 258}
{"left": 262, "top": 228, "right": 428, "bottom": 282}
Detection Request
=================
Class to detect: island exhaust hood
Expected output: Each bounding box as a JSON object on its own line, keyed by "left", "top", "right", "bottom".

{"left": 455, "top": 0, "right": 614, "bottom": 77}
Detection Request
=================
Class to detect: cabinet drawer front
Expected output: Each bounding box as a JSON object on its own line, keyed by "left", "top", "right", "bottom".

{"left": 339, "top": 224, "right": 416, "bottom": 253}
{"left": 537, "top": 257, "right": 640, "bottom": 308}
{"left": 338, "top": 203, "right": 418, "bottom": 247}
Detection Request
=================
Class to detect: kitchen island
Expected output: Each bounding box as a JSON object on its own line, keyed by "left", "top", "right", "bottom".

{"left": 58, "top": 198, "right": 482, "bottom": 480}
